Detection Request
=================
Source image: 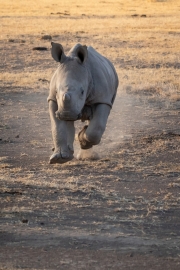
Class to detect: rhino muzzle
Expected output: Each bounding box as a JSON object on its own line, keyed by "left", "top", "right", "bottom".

{"left": 55, "top": 110, "right": 82, "bottom": 121}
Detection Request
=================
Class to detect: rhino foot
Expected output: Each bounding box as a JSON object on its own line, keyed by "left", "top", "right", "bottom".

{"left": 77, "top": 148, "right": 99, "bottom": 161}
{"left": 49, "top": 150, "right": 74, "bottom": 164}
{"left": 78, "top": 125, "right": 94, "bottom": 149}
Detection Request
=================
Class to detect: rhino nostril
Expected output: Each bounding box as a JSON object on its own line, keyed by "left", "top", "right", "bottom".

{"left": 63, "top": 93, "right": 71, "bottom": 102}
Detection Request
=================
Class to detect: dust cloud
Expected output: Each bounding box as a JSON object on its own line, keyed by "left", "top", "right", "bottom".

{"left": 74, "top": 90, "right": 152, "bottom": 159}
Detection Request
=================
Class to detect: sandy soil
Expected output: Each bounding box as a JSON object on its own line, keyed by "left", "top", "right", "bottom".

{"left": 0, "top": 0, "right": 180, "bottom": 269}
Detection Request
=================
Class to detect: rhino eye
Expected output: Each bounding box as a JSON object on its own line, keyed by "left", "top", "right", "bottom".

{"left": 81, "top": 88, "right": 84, "bottom": 96}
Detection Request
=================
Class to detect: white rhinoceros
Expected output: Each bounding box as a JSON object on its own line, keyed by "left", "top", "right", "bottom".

{"left": 48, "top": 42, "right": 119, "bottom": 164}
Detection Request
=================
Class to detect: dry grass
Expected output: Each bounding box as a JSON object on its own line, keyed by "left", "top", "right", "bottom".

{"left": 1, "top": 0, "right": 179, "bottom": 37}
{"left": 0, "top": 0, "right": 178, "bottom": 17}
{"left": 0, "top": 0, "right": 180, "bottom": 100}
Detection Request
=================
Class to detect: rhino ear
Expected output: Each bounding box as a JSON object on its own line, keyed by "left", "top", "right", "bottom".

{"left": 51, "top": 42, "right": 66, "bottom": 63}
{"left": 75, "top": 45, "right": 88, "bottom": 64}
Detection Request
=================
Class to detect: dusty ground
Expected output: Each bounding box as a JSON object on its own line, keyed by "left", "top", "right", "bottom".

{"left": 0, "top": 0, "right": 180, "bottom": 269}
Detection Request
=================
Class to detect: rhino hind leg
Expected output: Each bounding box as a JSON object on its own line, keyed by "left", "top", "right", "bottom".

{"left": 78, "top": 125, "right": 93, "bottom": 149}
{"left": 77, "top": 104, "right": 111, "bottom": 160}
{"left": 78, "top": 104, "right": 111, "bottom": 147}
{"left": 77, "top": 124, "right": 102, "bottom": 161}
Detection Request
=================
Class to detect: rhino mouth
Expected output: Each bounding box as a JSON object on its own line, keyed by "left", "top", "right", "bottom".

{"left": 56, "top": 111, "right": 82, "bottom": 121}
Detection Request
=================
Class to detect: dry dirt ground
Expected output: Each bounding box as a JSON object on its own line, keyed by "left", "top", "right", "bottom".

{"left": 0, "top": 0, "right": 180, "bottom": 269}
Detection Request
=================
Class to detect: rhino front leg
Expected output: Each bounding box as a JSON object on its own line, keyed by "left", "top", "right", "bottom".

{"left": 77, "top": 104, "right": 111, "bottom": 160}
{"left": 49, "top": 100, "right": 75, "bottom": 164}
{"left": 66, "top": 121, "right": 75, "bottom": 154}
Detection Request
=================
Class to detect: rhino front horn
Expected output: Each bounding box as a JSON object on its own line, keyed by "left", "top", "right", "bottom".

{"left": 63, "top": 93, "right": 71, "bottom": 102}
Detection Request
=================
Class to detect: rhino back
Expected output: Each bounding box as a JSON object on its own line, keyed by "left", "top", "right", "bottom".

{"left": 86, "top": 46, "right": 118, "bottom": 107}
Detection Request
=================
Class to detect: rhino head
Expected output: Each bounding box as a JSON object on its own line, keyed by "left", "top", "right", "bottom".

{"left": 51, "top": 42, "right": 89, "bottom": 121}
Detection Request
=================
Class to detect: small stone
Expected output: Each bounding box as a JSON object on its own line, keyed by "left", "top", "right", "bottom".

{"left": 41, "top": 35, "right": 52, "bottom": 40}
{"left": 38, "top": 78, "right": 48, "bottom": 82}
{"left": 33, "top": 47, "right": 48, "bottom": 51}
{"left": 15, "top": 135, "right": 19, "bottom": 138}
{"left": 22, "top": 219, "right": 28, "bottom": 223}
{"left": 8, "top": 39, "right": 15, "bottom": 42}
{"left": 129, "top": 252, "right": 134, "bottom": 257}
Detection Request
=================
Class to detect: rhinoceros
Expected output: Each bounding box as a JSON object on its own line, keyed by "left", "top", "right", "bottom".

{"left": 48, "top": 42, "right": 119, "bottom": 164}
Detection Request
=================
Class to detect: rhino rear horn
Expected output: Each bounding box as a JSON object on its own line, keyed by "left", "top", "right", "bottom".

{"left": 51, "top": 42, "right": 66, "bottom": 63}
{"left": 75, "top": 45, "right": 88, "bottom": 64}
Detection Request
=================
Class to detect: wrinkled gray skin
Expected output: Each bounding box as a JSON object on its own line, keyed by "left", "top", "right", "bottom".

{"left": 48, "top": 42, "right": 118, "bottom": 164}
